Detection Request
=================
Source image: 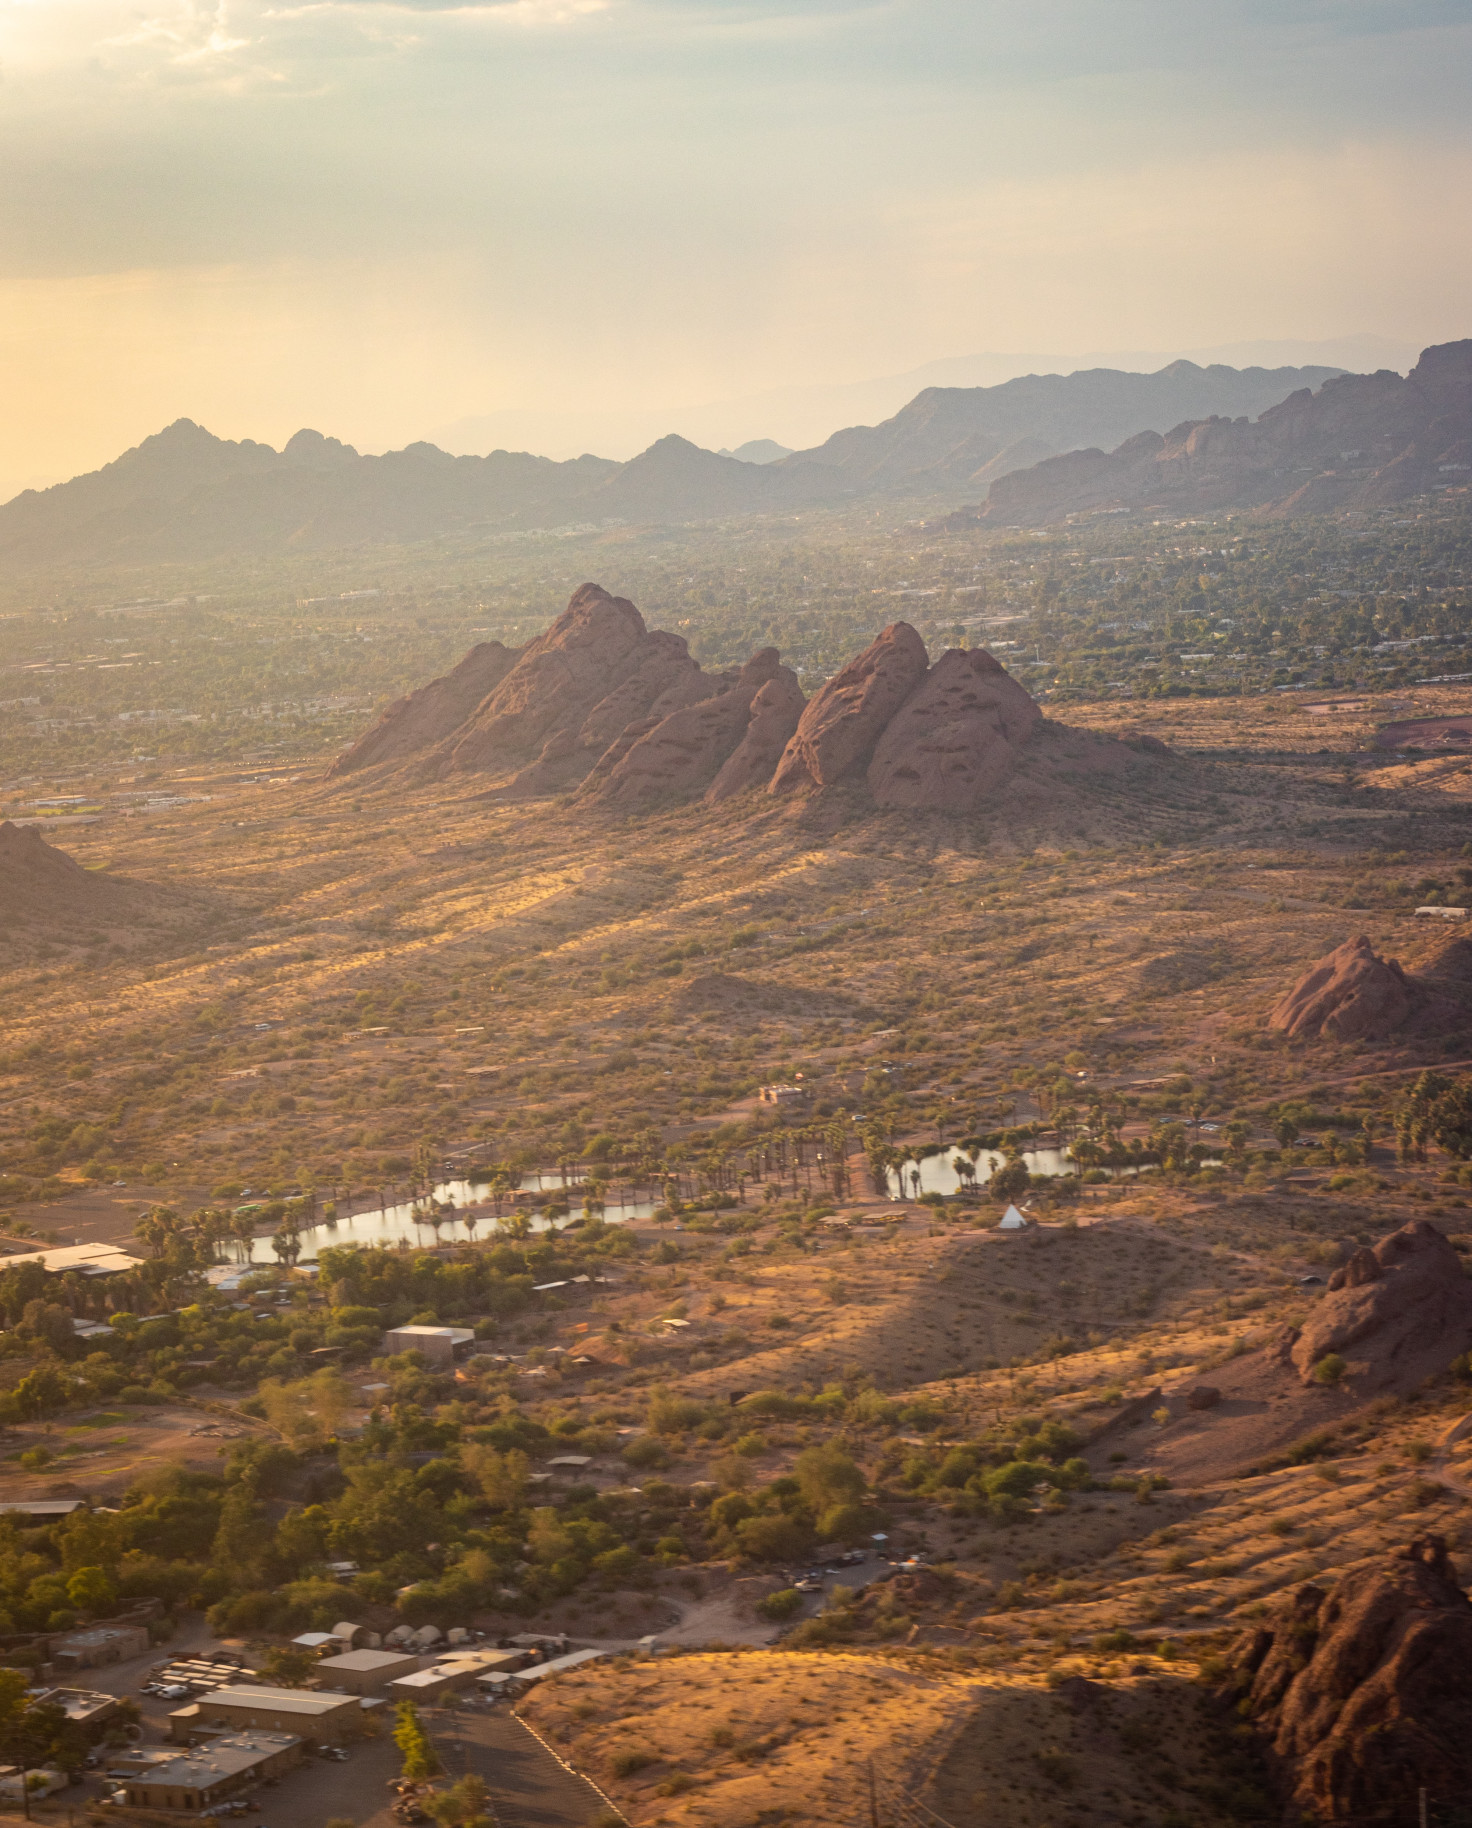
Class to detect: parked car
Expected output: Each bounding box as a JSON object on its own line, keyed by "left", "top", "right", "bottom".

{"left": 794, "top": 1576, "right": 823, "bottom": 1593}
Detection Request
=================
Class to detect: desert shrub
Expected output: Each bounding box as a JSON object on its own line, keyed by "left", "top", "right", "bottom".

{"left": 756, "top": 1587, "right": 803, "bottom": 1621}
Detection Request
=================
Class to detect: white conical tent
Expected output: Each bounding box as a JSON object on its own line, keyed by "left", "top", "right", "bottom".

{"left": 998, "top": 1205, "right": 1028, "bottom": 1229}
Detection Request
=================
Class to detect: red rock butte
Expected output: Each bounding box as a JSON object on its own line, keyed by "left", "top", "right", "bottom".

{"left": 328, "top": 582, "right": 1154, "bottom": 817}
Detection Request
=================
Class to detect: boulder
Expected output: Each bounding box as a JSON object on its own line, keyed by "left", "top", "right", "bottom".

{"left": 706, "top": 667, "right": 808, "bottom": 803}
{"left": 326, "top": 639, "right": 518, "bottom": 779}
{"left": 1228, "top": 1537, "right": 1472, "bottom": 1820}
{"left": 1184, "top": 1385, "right": 1221, "bottom": 1411}
{"left": 769, "top": 622, "right": 929, "bottom": 794}
{"left": 1268, "top": 936, "right": 1421, "bottom": 1042}
{"left": 866, "top": 647, "right": 1041, "bottom": 812}
{"left": 1287, "top": 1219, "right": 1472, "bottom": 1389}
{"left": 589, "top": 649, "right": 789, "bottom": 809}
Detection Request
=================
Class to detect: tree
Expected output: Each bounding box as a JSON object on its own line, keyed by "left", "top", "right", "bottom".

{"left": 260, "top": 1645, "right": 319, "bottom": 1688}
{"left": 793, "top": 1442, "right": 865, "bottom": 1516}
{"left": 1274, "top": 1115, "right": 1299, "bottom": 1150}
{"left": 64, "top": 1566, "right": 116, "bottom": 1617}
{"left": 392, "top": 1701, "right": 442, "bottom": 1783}
{"left": 425, "top": 1774, "right": 493, "bottom": 1828}
{"left": 461, "top": 1444, "right": 528, "bottom": 1512}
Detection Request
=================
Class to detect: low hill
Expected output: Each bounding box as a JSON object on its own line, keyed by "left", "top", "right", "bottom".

{"left": 0, "top": 820, "right": 189, "bottom": 943}
{"left": 968, "top": 339, "right": 1472, "bottom": 524}
{"left": 1268, "top": 933, "right": 1472, "bottom": 1043}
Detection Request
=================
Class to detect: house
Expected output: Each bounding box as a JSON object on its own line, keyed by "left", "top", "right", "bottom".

{"left": 171, "top": 1684, "right": 365, "bottom": 1748}
{"left": 123, "top": 1731, "right": 302, "bottom": 1811}
{"left": 997, "top": 1205, "right": 1029, "bottom": 1231}
{"left": 383, "top": 1324, "right": 476, "bottom": 1365}
{"left": 314, "top": 1649, "right": 420, "bottom": 1696}
{"left": 50, "top": 1622, "right": 150, "bottom": 1669}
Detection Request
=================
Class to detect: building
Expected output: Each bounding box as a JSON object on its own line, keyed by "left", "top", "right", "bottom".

{"left": 330, "top": 1620, "right": 374, "bottom": 1649}
{"left": 0, "top": 1499, "right": 88, "bottom": 1521}
{"left": 28, "top": 1687, "right": 119, "bottom": 1731}
{"left": 0, "top": 1241, "right": 143, "bottom": 1278}
{"left": 123, "top": 1731, "right": 302, "bottom": 1811}
{"left": 386, "top": 1647, "right": 525, "bottom": 1703}
{"left": 50, "top": 1622, "right": 150, "bottom": 1669}
{"left": 383, "top": 1324, "right": 476, "bottom": 1365}
{"left": 171, "top": 1684, "right": 365, "bottom": 1747}
{"left": 757, "top": 1084, "right": 807, "bottom": 1106}
{"left": 315, "top": 1649, "right": 420, "bottom": 1696}
{"left": 1415, "top": 905, "right": 1468, "bottom": 919}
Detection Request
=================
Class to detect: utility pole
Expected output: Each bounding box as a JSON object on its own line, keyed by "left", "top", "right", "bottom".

{"left": 868, "top": 1756, "right": 879, "bottom": 1828}
{"left": 1419, "top": 1787, "right": 1428, "bottom": 1828}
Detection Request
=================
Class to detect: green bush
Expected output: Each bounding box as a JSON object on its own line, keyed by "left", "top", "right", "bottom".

{"left": 757, "top": 1587, "right": 804, "bottom": 1621}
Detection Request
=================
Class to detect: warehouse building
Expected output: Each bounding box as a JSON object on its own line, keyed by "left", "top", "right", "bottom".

{"left": 123, "top": 1732, "right": 302, "bottom": 1811}
{"left": 169, "top": 1684, "right": 364, "bottom": 1747}
{"left": 315, "top": 1648, "right": 420, "bottom": 1696}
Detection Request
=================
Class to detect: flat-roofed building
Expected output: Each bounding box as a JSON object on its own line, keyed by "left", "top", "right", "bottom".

{"left": 123, "top": 1732, "right": 302, "bottom": 1811}
{"left": 29, "top": 1687, "right": 119, "bottom": 1731}
{"left": 383, "top": 1325, "right": 475, "bottom": 1365}
{"left": 172, "top": 1684, "right": 364, "bottom": 1747}
{"left": 315, "top": 1649, "right": 420, "bottom": 1696}
{"left": 50, "top": 1622, "right": 150, "bottom": 1670}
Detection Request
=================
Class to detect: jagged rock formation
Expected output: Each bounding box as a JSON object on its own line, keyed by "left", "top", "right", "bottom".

{"left": 769, "top": 623, "right": 930, "bottom": 795}
{"left": 707, "top": 670, "right": 808, "bottom": 804}
{"left": 1228, "top": 1537, "right": 1472, "bottom": 1820}
{"left": 965, "top": 339, "right": 1472, "bottom": 525}
{"left": 1275, "top": 1219, "right": 1472, "bottom": 1391}
{"left": 1268, "top": 935, "right": 1472, "bottom": 1044}
{"left": 328, "top": 641, "right": 518, "bottom": 778}
{"left": 330, "top": 585, "right": 1153, "bottom": 818}
{"left": 588, "top": 649, "right": 803, "bottom": 810}
{"left": 420, "top": 586, "right": 716, "bottom": 792}
{"left": 865, "top": 647, "right": 1041, "bottom": 813}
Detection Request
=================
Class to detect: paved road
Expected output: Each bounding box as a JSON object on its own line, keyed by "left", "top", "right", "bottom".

{"left": 441, "top": 1708, "right": 617, "bottom": 1828}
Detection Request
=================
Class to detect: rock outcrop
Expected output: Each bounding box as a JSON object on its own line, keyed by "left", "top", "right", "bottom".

{"left": 706, "top": 669, "right": 807, "bottom": 803}
{"left": 328, "top": 586, "right": 1152, "bottom": 818}
{"left": 587, "top": 649, "right": 800, "bottom": 809}
{"left": 1228, "top": 1537, "right": 1472, "bottom": 1820}
{"left": 0, "top": 821, "right": 184, "bottom": 936}
{"left": 866, "top": 647, "right": 1041, "bottom": 813}
{"left": 769, "top": 622, "right": 929, "bottom": 795}
{"left": 327, "top": 640, "right": 518, "bottom": 778}
{"left": 1269, "top": 936, "right": 1421, "bottom": 1042}
{"left": 1283, "top": 1219, "right": 1472, "bottom": 1391}
{"left": 1268, "top": 935, "right": 1472, "bottom": 1045}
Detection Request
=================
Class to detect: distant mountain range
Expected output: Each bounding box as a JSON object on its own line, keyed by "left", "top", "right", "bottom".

{"left": 961, "top": 339, "right": 1472, "bottom": 525}
{"left": 0, "top": 357, "right": 1359, "bottom": 567}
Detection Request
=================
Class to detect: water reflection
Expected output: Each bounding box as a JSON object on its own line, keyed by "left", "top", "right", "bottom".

{"left": 247, "top": 1175, "right": 659, "bottom": 1263}
{"left": 887, "top": 1147, "right": 1076, "bottom": 1198}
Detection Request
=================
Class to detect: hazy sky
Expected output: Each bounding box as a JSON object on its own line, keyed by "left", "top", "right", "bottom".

{"left": 2, "top": 0, "right": 1471, "bottom": 490}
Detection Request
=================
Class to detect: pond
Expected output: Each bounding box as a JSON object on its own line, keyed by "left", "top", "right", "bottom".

{"left": 887, "top": 1146, "right": 1076, "bottom": 1199}
{"left": 246, "top": 1174, "right": 660, "bottom": 1263}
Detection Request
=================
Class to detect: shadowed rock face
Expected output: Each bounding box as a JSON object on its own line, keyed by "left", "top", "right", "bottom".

{"left": 866, "top": 647, "right": 1041, "bottom": 813}
{"left": 1269, "top": 936, "right": 1420, "bottom": 1042}
{"left": 706, "top": 668, "right": 807, "bottom": 803}
{"left": 769, "top": 622, "right": 930, "bottom": 794}
{"left": 1283, "top": 1219, "right": 1472, "bottom": 1390}
{"left": 327, "top": 640, "right": 518, "bottom": 779}
{"left": 1229, "top": 1537, "right": 1472, "bottom": 1821}
{"left": 587, "top": 649, "right": 793, "bottom": 809}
